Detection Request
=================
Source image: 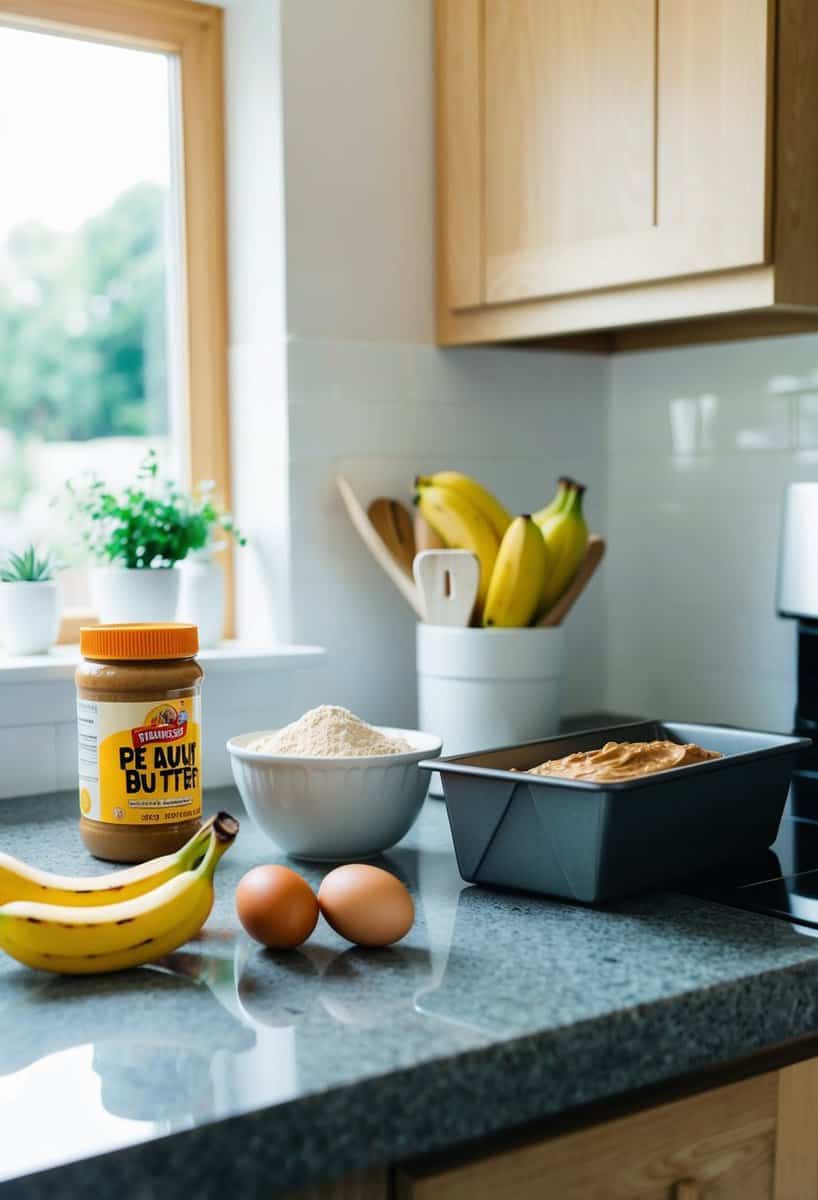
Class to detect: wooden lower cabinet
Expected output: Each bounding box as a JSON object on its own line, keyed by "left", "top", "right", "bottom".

{"left": 774, "top": 1059, "right": 818, "bottom": 1200}
{"left": 397, "top": 1073, "right": 778, "bottom": 1199}
{"left": 285, "top": 1059, "right": 818, "bottom": 1200}
{"left": 289, "top": 1170, "right": 388, "bottom": 1200}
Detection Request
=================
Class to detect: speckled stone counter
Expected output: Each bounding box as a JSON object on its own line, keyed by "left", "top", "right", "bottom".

{"left": 4, "top": 788, "right": 818, "bottom": 1199}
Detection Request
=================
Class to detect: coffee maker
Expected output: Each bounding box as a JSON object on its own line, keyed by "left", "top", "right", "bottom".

{"left": 680, "top": 483, "right": 818, "bottom": 924}
{"left": 777, "top": 483, "right": 818, "bottom": 795}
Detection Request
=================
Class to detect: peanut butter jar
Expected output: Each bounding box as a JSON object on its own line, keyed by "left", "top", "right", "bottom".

{"left": 76, "top": 623, "right": 203, "bottom": 863}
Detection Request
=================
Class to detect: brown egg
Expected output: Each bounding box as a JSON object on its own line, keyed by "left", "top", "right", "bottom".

{"left": 317, "top": 864, "right": 414, "bottom": 947}
{"left": 235, "top": 865, "right": 319, "bottom": 949}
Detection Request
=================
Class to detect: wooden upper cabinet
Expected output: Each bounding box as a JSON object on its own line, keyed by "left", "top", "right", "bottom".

{"left": 484, "top": 0, "right": 658, "bottom": 305}
{"left": 436, "top": 0, "right": 818, "bottom": 350}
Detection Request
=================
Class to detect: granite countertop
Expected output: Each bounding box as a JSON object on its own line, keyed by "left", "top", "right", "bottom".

{"left": 4, "top": 789, "right": 818, "bottom": 1198}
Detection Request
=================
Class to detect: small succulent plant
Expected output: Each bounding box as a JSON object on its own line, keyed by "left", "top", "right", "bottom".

{"left": 0, "top": 545, "right": 57, "bottom": 583}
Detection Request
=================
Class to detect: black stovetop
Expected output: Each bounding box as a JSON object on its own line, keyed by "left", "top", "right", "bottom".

{"left": 683, "top": 776, "right": 818, "bottom": 934}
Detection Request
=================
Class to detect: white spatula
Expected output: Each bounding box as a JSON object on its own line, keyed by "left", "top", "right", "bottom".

{"left": 413, "top": 549, "right": 480, "bottom": 626}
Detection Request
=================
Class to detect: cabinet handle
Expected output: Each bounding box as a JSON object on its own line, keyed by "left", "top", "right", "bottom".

{"left": 673, "top": 1182, "right": 700, "bottom": 1200}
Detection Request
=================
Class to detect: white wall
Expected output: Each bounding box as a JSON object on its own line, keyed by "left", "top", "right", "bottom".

{"left": 280, "top": 0, "right": 435, "bottom": 345}
{"left": 605, "top": 333, "right": 818, "bottom": 732}
{"left": 225, "top": 0, "right": 609, "bottom": 729}
{"left": 223, "top": 0, "right": 291, "bottom": 647}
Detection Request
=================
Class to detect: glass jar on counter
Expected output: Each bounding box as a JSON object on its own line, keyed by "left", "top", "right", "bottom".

{"left": 75, "top": 623, "right": 203, "bottom": 862}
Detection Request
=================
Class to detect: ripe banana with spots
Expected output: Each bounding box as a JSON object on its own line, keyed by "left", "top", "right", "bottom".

{"left": 413, "top": 482, "right": 499, "bottom": 616}
{"left": 535, "top": 481, "right": 589, "bottom": 616}
{"left": 0, "top": 816, "right": 215, "bottom": 907}
{"left": 532, "top": 476, "right": 574, "bottom": 526}
{"left": 414, "top": 472, "right": 511, "bottom": 540}
{"left": 483, "top": 515, "right": 549, "bottom": 628}
{"left": 0, "top": 813, "right": 238, "bottom": 975}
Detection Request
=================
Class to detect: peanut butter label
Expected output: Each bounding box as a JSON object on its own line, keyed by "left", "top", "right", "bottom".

{"left": 77, "top": 696, "right": 202, "bottom": 826}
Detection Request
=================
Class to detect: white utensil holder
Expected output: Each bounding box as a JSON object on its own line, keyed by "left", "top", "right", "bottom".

{"left": 416, "top": 624, "right": 566, "bottom": 795}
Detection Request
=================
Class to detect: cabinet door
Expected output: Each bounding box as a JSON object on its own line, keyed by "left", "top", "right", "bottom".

{"left": 480, "top": 0, "right": 772, "bottom": 306}
{"left": 397, "top": 1072, "right": 777, "bottom": 1200}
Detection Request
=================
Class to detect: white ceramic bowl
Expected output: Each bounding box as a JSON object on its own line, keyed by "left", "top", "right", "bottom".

{"left": 226, "top": 727, "right": 443, "bottom": 860}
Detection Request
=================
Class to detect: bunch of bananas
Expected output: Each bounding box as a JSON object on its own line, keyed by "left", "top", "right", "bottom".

{"left": 414, "top": 471, "right": 588, "bottom": 627}
{"left": 0, "top": 812, "right": 238, "bottom": 974}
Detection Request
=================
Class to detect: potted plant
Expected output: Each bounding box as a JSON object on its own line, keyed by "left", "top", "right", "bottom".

{"left": 0, "top": 546, "right": 60, "bottom": 656}
{"left": 176, "top": 479, "right": 246, "bottom": 647}
{"left": 66, "top": 452, "right": 244, "bottom": 627}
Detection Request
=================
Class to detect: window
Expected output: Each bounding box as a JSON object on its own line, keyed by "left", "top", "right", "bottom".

{"left": 0, "top": 28, "right": 179, "bottom": 574}
{"left": 0, "top": 0, "right": 231, "bottom": 631}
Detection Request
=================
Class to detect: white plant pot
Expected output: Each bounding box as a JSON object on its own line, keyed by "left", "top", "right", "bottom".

{"left": 0, "top": 580, "right": 60, "bottom": 656}
{"left": 92, "top": 567, "right": 181, "bottom": 625}
{"left": 177, "top": 559, "right": 224, "bottom": 647}
{"left": 417, "top": 624, "right": 566, "bottom": 795}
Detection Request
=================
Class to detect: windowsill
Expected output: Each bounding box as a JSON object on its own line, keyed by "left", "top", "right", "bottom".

{"left": 0, "top": 641, "right": 326, "bottom": 683}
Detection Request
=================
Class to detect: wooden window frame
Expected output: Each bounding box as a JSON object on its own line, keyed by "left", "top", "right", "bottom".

{"left": 0, "top": 0, "right": 234, "bottom": 636}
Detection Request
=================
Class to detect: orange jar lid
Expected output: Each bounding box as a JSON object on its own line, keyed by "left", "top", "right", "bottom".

{"left": 80, "top": 623, "right": 199, "bottom": 661}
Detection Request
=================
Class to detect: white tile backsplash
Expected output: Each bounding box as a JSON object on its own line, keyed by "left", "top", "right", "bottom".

{"left": 55, "top": 721, "right": 77, "bottom": 793}
{"left": 797, "top": 394, "right": 818, "bottom": 449}
{"left": 227, "top": 325, "right": 818, "bottom": 742}
{"left": 607, "top": 333, "right": 818, "bottom": 730}
{"left": 283, "top": 336, "right": 608, "bottom": 727}
{"left": 0, "top": 725, "right": 57, "bottom": 798}
{"left": 0, "top": 669, "right": 314, "bottom": 800}
{"left": 0, "top": 681, "right": 76, "bottom": 727}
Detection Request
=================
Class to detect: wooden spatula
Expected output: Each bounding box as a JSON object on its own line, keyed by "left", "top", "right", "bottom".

{"left": 413, "top": 549, "right": 480, "bottom": 626}
{"left": 538, "top": 535, "right": 605, "bottom": 626}
{"left": 414, "top": 510, "right": 445, "bottom": 552}
{"left": 367, "top": 498, "right": 416, "bottom": 578}
{"left": 337, "top": 476, "right": 424, "bottom": 618}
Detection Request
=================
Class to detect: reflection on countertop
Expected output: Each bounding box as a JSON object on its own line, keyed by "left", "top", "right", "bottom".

{"left": 4, "top": 787, "right": 818, "bottom": 1198}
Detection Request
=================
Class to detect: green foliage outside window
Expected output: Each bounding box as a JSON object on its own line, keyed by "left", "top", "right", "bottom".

{"left": 0, "top": 181, "right": 168, "bottom": 445}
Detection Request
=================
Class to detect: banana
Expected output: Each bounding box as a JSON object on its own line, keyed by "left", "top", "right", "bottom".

{"left": 535, "top": 482, "right": 589, "bottom": 615}
{"left": 483, "top": 515, "right": 549, "bottom": 628}
{"left": 415, "top": 472, "right": 511, "bottom": 540}
{"left": 0, "top": 812, "right": 238, "bottom": 975}
{"left": 0, "top": 817, "right": 215, "bottom": 907}
{"left": 532, "top": 476, "right": 574, "bottom": 526}
{"left": 414, "top": 483, "right": 498, "bottom": 616}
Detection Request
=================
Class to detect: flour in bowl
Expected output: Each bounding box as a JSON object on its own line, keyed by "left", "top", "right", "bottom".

{"left": 248, "top": 705, "right": 413, "bottom": 758}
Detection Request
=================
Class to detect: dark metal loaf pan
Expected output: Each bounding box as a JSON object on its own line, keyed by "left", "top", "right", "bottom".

{"left": 420, "top": 721, "right": 810, "bottom": 903}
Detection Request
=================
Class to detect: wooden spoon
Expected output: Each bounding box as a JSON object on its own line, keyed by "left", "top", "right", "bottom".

{"left": 414, "top": 510, "right": 445, "bottom": 552}
{"left": 367, "top": 498, "right": 416, "bottom": 578}
{"left": 538, "top": 535, "right": 606, "bottom": 627}
{"left": 336, "top": 476, "right": 424, "bottom": 618}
